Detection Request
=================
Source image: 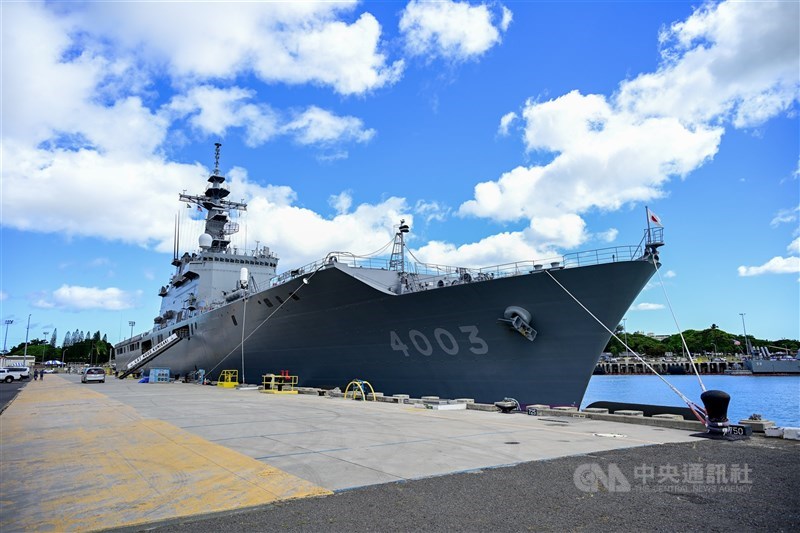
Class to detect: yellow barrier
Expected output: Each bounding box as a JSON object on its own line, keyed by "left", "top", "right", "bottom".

{"left": 261, "top": 372, "right": 298, "bottom": 394}
{"left": 217, "top": 369, "right": 239, "bottom": 388}
{"left": 344, "top": 379, "right": 376, "bottom": 401}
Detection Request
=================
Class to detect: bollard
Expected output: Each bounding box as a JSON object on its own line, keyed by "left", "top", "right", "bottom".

{"left": 700, "top": 389, "right": 730, "bottom": 435}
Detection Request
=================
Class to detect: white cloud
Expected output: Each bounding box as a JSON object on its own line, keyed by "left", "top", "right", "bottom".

{"left": 595, "top": 228, "right": 619, "bottom": 243}
{"left": 169, "top": 86, "right": 279, "bottom": 147}
{"left": 400, "top": 0, "right": 511, "bottom": 61}
{"left": 788, "top": 238, "right": 800, "bottom": 255}
{"left": 631, "top": 303, "right": 665, "bottom": 311}
{"left": 738, "top": 257, "right": 800, "bottom": 277}
{"left": 70, "top": 2, "right": 403, "bottom": 96}
{"left": 413, "top": 230, "right": 557, "bottom": 268}
{"left": 282, "top": 106, "right": 375, "bottom": 146}
{"left": 770, "top": 206, "right": 799, "bottom": 227}
{"left": 0, "top": 291, "right": 7, "bottom": 302}
{"left": 414, "top": 200, "right": 450, "bottom": 223}
{"left": 168, "top": 89, "right": 373, "bottom": 149}
{"left": 43, "top": 285, "right": 141, "bottom": 311}
{"left": 242, "top": 191, "right": 412, "bottom": 268}
{"left": 664, "top": 270, "right": 677, "bottom": 279}
{"left": 454, "top": 0, "right": 797, "bottom": 261}
{"left": 498, "top": 112, "right": 517, "bottom": 136}
{"left": 329, "top": 191, "right": 353, "bottom": 215}
{"left": 462, "top": 90, "right": 722, "bottom": 223}
{"left": 499, "top": 6, "right": 513, "bottom": 32}
{"left": 626, "top": 1, "right": 800, "bottom": 128}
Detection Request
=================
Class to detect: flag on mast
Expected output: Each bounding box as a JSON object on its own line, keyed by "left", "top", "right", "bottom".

{"left": 647, "top": 208, "right": 663, "bottom": 227}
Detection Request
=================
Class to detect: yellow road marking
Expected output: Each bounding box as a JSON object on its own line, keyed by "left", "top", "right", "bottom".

{"left": 0, "top": 376, "right": 331, "bottom": 532}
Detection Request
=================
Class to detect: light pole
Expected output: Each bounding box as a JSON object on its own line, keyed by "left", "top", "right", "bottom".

{"left": 739, "top": 313, "right": 752, "bottom": 356}
{"left": 129, "top": 321, "right": 135, "bottom": 339}
{"left": 62, "top": 348, "right": 68, "bottom": 365}
{"left": 3, "top": 319, "right": 12, "bottom": 353}
{"left": 623, "top": 318, "right": 629, "bottom": 354}
{"left": 42, "top": 331, "right": 49, "bottom": 364}
{"left": 22, "top": 315, "right": 30, "bottom": 365}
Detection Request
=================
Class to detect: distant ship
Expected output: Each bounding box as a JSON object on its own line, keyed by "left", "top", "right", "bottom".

{"left": 745, "top": 350, "right": 800, "bottom": 374}
{"left": 114, "top": 144, "right": 664, "bottom": 406}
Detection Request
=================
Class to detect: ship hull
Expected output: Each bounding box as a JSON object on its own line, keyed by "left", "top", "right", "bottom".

{"left": 116, "top": 260, "right": 656, "bottom": 406}
{"left": 745, "top": 359, "right": 800, "bottom": 374}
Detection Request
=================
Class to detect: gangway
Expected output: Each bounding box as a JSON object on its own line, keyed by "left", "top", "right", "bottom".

{"left": 117, "top": 334, "right": 181, "bottom": 379}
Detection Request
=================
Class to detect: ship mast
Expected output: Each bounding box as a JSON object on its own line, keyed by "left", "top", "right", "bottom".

{"left": 178, "top": 143, "right": 247, "bottom": 253}
{"left": 389, "top": 219, "right": 410, "bottom": 272}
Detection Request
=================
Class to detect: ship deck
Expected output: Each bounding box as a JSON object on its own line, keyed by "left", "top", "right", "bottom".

{"left": 2, "top": 375, "right": 795, "bottom": 531}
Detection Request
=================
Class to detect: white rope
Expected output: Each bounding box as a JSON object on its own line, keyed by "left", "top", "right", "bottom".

{"left": 652, "top": 261, "right": 706, "bottom": 392}
{"left": 544, "top": 269, "right": 704, "bottom": 416}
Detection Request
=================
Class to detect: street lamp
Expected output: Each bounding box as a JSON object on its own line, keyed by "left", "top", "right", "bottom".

{"left": 739, "top": 313, "right": 752, "bottom": 356}
{"left": 42, "top": 331, "right": 49, "bottom": 364}
{"left": 3, "top": 319, "right": 12, "bottom": 353}
{"left": 129, "top": 321, "right": 135, "bottom": 339}
{"left": 22, "top": 315, "right": 30, "bottom": 366}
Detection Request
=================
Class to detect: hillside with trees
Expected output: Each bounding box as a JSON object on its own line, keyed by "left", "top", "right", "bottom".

{"left": 605, "top": 324, "right": 799, "bottom": 357}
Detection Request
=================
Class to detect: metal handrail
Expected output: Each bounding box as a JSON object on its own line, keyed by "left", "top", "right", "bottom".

{"left": 270, "top": 241, "right": 654, "bottom": 288}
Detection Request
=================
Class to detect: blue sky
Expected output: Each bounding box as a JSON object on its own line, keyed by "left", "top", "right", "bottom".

{"left": 1, "top": 0, "right": 798, "bottom": 351}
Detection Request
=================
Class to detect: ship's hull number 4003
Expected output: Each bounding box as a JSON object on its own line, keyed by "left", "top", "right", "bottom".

{"left": 390, "top": 326, "right": 489, "bottom": 356}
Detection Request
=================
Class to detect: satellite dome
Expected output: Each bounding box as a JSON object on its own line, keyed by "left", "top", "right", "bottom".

{"left": 198, "top": 233, "right": 212, "bottom": 249}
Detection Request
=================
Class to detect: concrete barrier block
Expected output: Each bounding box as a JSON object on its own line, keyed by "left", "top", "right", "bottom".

{"left": 652, "top": 413, "right": 684, "bottom": 420}
{"left": 783, "top": 427, "right": 800, "bottom": 440}
{"left": 455, "top": 398, "right": 475, "bottom": 404}
{"left": 421, "top": 396, "right": 440, "bottom": 401}
{"left": 425, "top": 403, "right": 467, "bottom": 411}
{"left": 552, "top": 406, "right": 578, "bottom": 412}
{"left": 615, "top": 410, "right": 644, "bottom": 417}
{"left": 582, "top": 407, "right": 609, "bottom": 414}
{"left": 529, "top": 404, "right": 550, "bottom": 410}
{"left": 466, "top": 402, "right": 499, "bottom": 412}
{"left": 764, "top": 427, "right": 784, "bottom": 438}
{"left": 738, "top": 419, "right": 776, "bottom": 433}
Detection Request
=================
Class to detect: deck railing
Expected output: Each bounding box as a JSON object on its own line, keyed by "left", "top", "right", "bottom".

{"left": 270, "top": 241, "right": 652, "bottom": 288}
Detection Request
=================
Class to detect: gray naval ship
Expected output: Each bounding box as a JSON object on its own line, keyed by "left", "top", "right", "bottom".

{"left": 745, "top": 351, "right": 800, "bottom": 374}
{"left": 114, "top": 144, "right": 664, "bottom": 406}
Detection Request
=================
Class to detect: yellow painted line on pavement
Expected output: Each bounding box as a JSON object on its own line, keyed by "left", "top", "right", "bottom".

{"left": 0, "top": 376, "right": 331, "bottom": 532}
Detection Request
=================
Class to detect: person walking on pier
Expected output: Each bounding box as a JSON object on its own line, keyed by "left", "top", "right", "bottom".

{"left": 33, "top": 369, "right": 39, "bottom": 381}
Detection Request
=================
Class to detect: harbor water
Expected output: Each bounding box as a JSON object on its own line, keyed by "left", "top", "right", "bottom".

{"left": 583, "top": 374, "right": 800, "bottom": 427}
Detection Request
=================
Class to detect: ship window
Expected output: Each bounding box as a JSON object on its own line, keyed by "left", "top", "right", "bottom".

{"left": 231, "top": 315, "right": 238, "bottom": 326}
{"left": 275, "top": 295, "right": 284, "bottom": 304}
{"left": 291, "top": 293, "right": 300, "bottom": 301}
{"left": 264, "top": 298, "right": 273, "bottom": 307}
{"left": 256, "top": 299, "right": 262, "bottom": 305}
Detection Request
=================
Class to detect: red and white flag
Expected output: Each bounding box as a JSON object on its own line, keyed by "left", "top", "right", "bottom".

{"left": 647, "top": 208, "right": 663, "bottom": 227}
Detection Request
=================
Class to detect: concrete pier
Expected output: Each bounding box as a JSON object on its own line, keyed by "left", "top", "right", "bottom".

{"left": 1, "top": 375, "right": 797, "bottom": 532}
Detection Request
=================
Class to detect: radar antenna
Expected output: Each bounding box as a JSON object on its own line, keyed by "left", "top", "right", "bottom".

{"left": 389, "top": 219, "right": 410, "bottom": 272}
{"left": 213, "top": 142, "right": 221, "bottom": 176}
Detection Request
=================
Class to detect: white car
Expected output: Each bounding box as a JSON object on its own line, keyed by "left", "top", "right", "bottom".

{"left": 81, "top": 367, "right": 106, "bottom": 383}
{"left": 0, "top": 367, "right": 30, "bottom": 382}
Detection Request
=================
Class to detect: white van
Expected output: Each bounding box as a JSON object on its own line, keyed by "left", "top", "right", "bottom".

{"left": 0, "top": 367, "right": 31, "bottom": 382}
